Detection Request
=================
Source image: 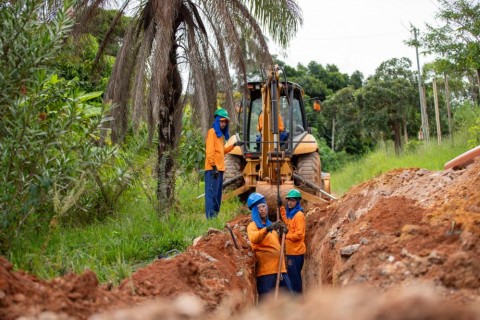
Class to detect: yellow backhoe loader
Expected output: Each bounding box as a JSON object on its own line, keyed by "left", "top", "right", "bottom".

{"left": 223, "top": 66, "right": 334, "bottom": 216}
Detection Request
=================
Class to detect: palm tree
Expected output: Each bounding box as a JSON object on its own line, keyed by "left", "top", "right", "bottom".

{"left": 103, "top": 0, "right": 303, "bottom": 210}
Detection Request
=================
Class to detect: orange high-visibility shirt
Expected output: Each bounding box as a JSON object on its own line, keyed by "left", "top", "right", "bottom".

{"left": 280, "top": 206, "right": 306, "bottom": 255}
{"left": 257, "top": 112, "right": 285, "bottom": 132}
{"left": 247, "top": 222, "right": 287, "bottom": 277}
{"left": 204, "top": 128, "right": 234, "bottom": 171}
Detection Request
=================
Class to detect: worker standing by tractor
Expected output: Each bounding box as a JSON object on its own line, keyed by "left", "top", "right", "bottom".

{"left": 204, "top": 108, "right": 243, "bottom": 219}
{"left": 247, "top": 192, "right": 292, "bottom": 301}
{"left": 278, "top": 189, "right": 306, "bottom": 294}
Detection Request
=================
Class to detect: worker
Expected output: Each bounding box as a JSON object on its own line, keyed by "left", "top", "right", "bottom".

{"left": 256, "top": 111, "right": 289, "bottom": 150}
{"left": 277, "top": 189, "right": 306, "bottom": 294}
{"left": 247, "top": 192, "right": 293, "bottom": 301}
{"left": 204, "top": 108, "right": 243, "bottom": 219}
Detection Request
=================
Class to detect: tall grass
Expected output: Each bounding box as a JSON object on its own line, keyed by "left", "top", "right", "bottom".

{"left": 332, "top": 130, "right": 471, "bottom": 196}
{"left": 9, "top": 177, "right": 244, "bottom": 284}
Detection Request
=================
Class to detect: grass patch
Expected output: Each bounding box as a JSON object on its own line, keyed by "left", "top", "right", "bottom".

{"left": 331, "top": 131, "right": 471, "bottom": 197}
{"left": 9, "top": 179, "right": 243, "bottom": 284}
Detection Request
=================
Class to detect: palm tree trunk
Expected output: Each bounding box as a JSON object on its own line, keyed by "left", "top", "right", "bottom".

{"left": 156, "top": 45, "right": 182, "bottom": 210}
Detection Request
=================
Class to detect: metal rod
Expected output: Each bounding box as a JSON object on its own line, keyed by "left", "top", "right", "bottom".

{"left": 225, "top": 223, "right": 239, "bottom": 250}
{"left": 293, "top": 173, "right": 337, "bottom": 200}
{"left": 274, "top": 232, "right": 286, "bottom": 300}
{"left": 222, "top": 174, "right": 243, "bottom": 189}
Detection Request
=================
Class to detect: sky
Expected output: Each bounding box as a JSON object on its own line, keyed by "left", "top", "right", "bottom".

{"left": 271, "top": 0, "right": 440, "bottom": 77}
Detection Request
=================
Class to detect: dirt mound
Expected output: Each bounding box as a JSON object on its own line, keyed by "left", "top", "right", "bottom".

{"left": 1, "top": 159, "right": 480, "bottom": 319}
{"left": 0, "top": 216, "right": 255, "bottom": 319}
{"left": 304, "top": 158, "right": 480, "bottom": 305}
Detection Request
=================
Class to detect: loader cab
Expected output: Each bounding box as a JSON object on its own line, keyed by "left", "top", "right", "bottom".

{"left": 241, "top": 81, "right": 308, "bottom": 156}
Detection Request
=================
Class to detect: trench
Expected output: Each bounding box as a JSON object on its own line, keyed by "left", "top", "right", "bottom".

{"left": 4, "top": 160, "right": 480, "bottom": 319}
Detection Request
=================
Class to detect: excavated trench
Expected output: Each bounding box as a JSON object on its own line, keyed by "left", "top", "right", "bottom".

{"left": 1, "top": 159, "right": 480, "bottom": 319}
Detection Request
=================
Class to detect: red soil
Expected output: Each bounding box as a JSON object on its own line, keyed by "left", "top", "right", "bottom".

{"left": 2, "top": 159, "right": 480, "bottom": 319}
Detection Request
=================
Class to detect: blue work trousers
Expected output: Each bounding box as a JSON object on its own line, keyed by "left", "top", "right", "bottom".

{"left": 286, "top": 254, "right": 304, "bottom": 293}
{"left": 256, "top": 272, "right": 293, "bottom": 302}
{"left": 204, "top": 169, "right": 224, "bottom": 219}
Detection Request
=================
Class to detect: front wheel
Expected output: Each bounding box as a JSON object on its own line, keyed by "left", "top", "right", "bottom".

{"left": 223, "top": 154, "right": 244, "bottom": 191}
{"left": 296, "top": 152, "right": 322, "bottom": 196}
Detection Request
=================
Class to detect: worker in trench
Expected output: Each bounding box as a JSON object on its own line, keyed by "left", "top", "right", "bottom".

{"left": 277, "top": 189, "right": 306, "bottom": 294}
{"left": 246, "top": 192, "right": 293, "bottom": 301}
{"left": 204, "top": 108, "right": 244, "bottom": 219}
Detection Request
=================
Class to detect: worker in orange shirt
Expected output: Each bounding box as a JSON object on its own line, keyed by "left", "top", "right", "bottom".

{"left": 277, "top": 189, "right": 306, "bottom": 294}
{"left": 204, "top": 108, "right": 243, "bottom": 219}
{"left": 256, "top": 111, "right": 289, "bottom": 150}
{"left": 247, "top": 192, "right": 292, "bottom": 301}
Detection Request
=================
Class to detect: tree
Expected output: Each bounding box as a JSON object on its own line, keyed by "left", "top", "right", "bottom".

{"left": 421, "top": 0, "right": 480, "bottom": 104}
{"left": 349, "top": 70, "right": 364, "bottom": 89}
{"left": 360, "top": 58, "right": 418, "bottom": 155}
{"left": 326, "top": 87, "right": 367, "bottom": 154}
{"left": 102, "top": 0, "right": 303, "bottom": 210}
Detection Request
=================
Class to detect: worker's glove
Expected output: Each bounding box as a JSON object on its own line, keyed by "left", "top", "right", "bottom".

{"left": 266, "top": 221, "right": 280, "bottom": 232}
{"left": 278, "top": 222, "right": 288, "bottom": 236}
{"left": 277, "top": 197, "right": 283, "bottom": 207}
{"left": 212, "top": 165, "right": 219, "bottom": 179}
{"left": 233, "top": 141, "right": 244, "bottom": 147}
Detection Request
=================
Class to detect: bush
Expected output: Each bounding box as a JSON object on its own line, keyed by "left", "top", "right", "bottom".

{"left": 404, "top": 139, "right": 422, "bottom": 153}
{"left": 0, "top": 1, "right": 116, "bottom": 254}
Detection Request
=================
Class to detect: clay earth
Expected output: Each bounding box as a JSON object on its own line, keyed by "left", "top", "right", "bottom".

{"left": 1, "top": 159, "right": 480, "bottom": 319}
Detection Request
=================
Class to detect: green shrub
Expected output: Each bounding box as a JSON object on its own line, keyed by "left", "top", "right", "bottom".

{"left": 404, "top": 139, "right": 422, "bottom": 153}
{"left": 0, "top": 1, "right": 117, "bottom": 254}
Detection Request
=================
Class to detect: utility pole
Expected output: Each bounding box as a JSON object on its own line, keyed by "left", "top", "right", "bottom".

{"left": 433, "top": 78, "right": 442, "bottom": 144}
{"left": 413, "top": 26, "right": 429, "bottom": 143}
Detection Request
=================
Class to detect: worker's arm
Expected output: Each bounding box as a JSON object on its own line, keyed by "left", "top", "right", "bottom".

{"left": 224, "top": 144, "right": 234, "bottom": 154}
{"left": 257, "top": 112, "right": 263, "bottom": 132}
{"left": 280, "top": 205, "right": 287, "bottom": 223}
{"left": 278, "top": 114, "right": 285, "bottom": 132}
{"left": 247, "top": 223, "right": 268, "bottom": 244}
{"left": 205, "top": 129, "right": 216, "bottom": 168}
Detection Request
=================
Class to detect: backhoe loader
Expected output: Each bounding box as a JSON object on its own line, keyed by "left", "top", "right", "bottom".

{"left": 223, "top": 66, "right": 334, "bottom": 216}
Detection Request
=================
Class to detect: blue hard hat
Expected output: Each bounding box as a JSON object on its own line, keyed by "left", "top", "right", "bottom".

{"left": 247, "top": 192, "right": 265, "bottom": 209}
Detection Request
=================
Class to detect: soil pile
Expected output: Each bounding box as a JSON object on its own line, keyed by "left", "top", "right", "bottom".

{"left": 0, "top": 216, "right": 256, "bottom": 319}
{"left": 1, "top": 159, "right": 480, "bottom": 319}
{"left": 304, "top": 158, "right": 480, "bottom": 305}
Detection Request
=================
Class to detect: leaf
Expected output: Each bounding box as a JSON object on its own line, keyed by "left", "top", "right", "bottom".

{"left": 76, "top": 91, "right": 103, "bottom": 102}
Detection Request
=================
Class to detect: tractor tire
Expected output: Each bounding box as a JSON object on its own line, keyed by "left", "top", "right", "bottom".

{"left": 223, "top": 154, "right": 244, "bottom": 191}
{"left": 296, "top": 152, "right": 322, "bottom": 196}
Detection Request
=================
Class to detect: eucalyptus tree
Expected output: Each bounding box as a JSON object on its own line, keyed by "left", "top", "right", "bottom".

{"left": 421, "top": 0, "right": 480, "bottom": 104}
{"left": 324, "top": 87, "right": 367, "bottom": 154}
{"left": 360, "top": 58, "right": 418, "bottom": 155}
{"left": 103, "top": 0, "right": 303, "bottom": 208}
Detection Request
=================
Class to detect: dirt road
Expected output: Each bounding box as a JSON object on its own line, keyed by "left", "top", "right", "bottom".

{"left": 1, "top": 159, "right": 480, "bottom": 319}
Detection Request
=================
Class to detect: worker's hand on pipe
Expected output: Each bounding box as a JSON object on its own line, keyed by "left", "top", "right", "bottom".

{"left": 278, "top": 222, "right": 288, "bottom": 236}
{"left": 266, "top": 221, "right": 281, "bottom": 232}
{"left": 277, "top": 197, "right": 283, "bottom": 207}
{"left": 233, "top": 141, "right": 244, "bottom": 147}
{"left": 212, "top": 165, "right": 219, "bottom": 179}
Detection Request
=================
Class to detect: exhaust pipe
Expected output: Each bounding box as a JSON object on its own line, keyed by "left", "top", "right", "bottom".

{"left": 293, "top": 173, "right": 336, "bottom": 200}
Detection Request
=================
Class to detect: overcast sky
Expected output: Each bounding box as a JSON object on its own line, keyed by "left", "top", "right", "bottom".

{"left": 271, "top": 0, "right": 440, "bottom": 77}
